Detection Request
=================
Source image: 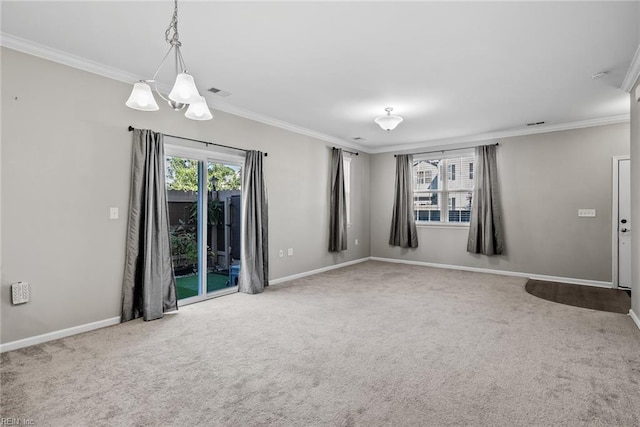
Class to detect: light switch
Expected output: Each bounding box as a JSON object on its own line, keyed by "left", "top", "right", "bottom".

{"left": 578, "top": 209, "right": 596, "bottom": 217}
{"left": 288, "top": 248, "right": 293, "bottom": 256}
{"left": 109, "top": 207, "right": 119, "bottom": 220}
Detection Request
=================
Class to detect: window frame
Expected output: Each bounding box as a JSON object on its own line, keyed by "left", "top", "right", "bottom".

{"left": 413, "top": 150, "right": 475, "bottom": 228}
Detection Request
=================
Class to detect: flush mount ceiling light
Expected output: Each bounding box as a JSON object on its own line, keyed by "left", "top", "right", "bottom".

{"left": 374, "top": 107, "right": 403, "bottom": 131}
{"left": 125, "top": 0, "right": 212, "bottom": 121}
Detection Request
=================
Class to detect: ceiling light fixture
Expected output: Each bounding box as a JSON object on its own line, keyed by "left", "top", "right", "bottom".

{"left": 125, "top": 0, "right": 212, "bottom": 121}
{"left": 374, "top": 107, "right": 403, "bottom": 131}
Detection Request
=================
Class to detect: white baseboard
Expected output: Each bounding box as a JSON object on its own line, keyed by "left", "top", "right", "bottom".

{"left": 369, "top": 257, "right": 613, "bottom": 288}
{"left": 630, "top": 309, "right": 640, "bottom": 331}
{"left": 0, "top": 256, "right": 620, "bottom": 352}
{"left": 1, "top": 258, "right": 369, "bottom": 353}
{"left": 270, "top": 257, "right": 370, "bottom": 285}
{"left": 0, "top": 316, "right": 121, "bottom": 353}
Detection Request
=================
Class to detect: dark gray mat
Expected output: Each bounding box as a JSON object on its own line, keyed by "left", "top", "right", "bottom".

{"left": 525, "top": 279, "right": 631, "bottom": 314}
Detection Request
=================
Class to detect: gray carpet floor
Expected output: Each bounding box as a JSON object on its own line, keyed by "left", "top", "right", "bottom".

{"left": 2, "top": 261, "right": 640, "bottom": 426}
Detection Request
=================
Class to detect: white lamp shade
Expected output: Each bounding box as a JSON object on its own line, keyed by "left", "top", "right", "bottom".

{"left": 185, "top": 96, "right": 213, "bottom": 121}
{"left": 375, "top": 114, "right": 403, "bottom": 131}
{"left": 168, "top": 73, "right": 202, "bottom": 104}
{"left": 125, "top": 82, "right": 159, "bottom": 111}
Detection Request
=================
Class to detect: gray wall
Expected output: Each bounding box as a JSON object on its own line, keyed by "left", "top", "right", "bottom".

{"left": 1, "top": 46, "right": 634, "bottom": 345}
{"left": 631, "top": 78, "right": 640, "bottom": 317}
{"left": 0, "top": 48, "right": 371, "bottom": 344}
{"left": 370, "top": 124, "right": 630, "bottom": 282}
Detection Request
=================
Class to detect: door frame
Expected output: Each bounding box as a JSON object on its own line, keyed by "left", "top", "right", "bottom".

{"left": 164, "top": 138, "right": 245, "bottom": 306}
{"left": 611, "top": 155, "right": 630, "bottom": 289}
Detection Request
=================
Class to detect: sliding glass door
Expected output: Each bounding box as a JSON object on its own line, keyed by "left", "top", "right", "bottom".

{"left": 205, "top": 160, "right": 242, "bottom": 294}
{"left": 164, "top": 144, "right": 243, "bottom": 304}
{"left": 165, "top": 155, "right": 202, "bottom": 300}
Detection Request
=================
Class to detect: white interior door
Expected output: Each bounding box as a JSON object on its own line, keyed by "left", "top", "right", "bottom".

{"left": 616, "top": 158, "right": 631, "bottom": 289}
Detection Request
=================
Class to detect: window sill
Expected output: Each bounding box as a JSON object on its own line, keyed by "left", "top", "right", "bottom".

{"left": 416, "top": 222, "right": 470, "bottom": 229}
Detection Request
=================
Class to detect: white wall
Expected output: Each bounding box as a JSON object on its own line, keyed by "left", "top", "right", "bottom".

{"left": 370, "top": 124, "right": 630, "bottom": 283}
{"left": 0, "top": 48, "right": 370, "bottom": 344}
{"left": 0, "top": 45, "right": 3, "bottom": 329}
{"left": 631, "top": 78, "right": 640, "bottom": 319}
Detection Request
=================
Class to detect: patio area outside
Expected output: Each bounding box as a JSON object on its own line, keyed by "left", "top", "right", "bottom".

{"left": 175, "top": 272, "right": 231, "bottom": 299}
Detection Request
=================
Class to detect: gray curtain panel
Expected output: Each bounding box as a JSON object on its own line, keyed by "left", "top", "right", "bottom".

{"left": 121, "top": 129, "right": 178, "bottom": 322}
{"left": 467, "top": 144, "right": 505, "bottom": 255}
{"left": 329, "top": 148, "right": 347, "bottom": 252}
{"left": 238, "top": 151, "right": 269, "bottom": 294}
{"left": 389, "top": 154, "right": 419, "bottom": 248}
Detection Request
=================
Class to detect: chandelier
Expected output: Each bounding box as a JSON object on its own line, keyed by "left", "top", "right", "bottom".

{"left": 374, "top": 107, "right": 403, "bottom": 131}
{"left": 125, "top": 0, "right": 212, "bottom": 121}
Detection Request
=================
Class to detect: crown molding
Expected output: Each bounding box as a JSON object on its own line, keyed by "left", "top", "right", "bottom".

{"left": 1, "top": 32, "right": 629, "bottom": 156}
{"left": 204, "top": 98, "right": 367, "bottom": 152}
{"left": 0, "top": 32, "right": 366, "bottom": 154}
{"left": 621, "top": 43, "right": 640, "bottom": 92}
{"left": 0, "top": 32, "right": 141, "bottom": 85}
{"left": 367, "top": 115, "right": 630, "bottom": 154}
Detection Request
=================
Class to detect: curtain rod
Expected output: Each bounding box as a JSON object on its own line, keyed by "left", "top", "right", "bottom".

{"left": 128, "top": 126, "right": 268, "bottom": 157}
{"left": 332, "top": 147, "right": 359, "bottom": 156}
{"left": 394, "top": 142, "right": 499, "bottom": 157}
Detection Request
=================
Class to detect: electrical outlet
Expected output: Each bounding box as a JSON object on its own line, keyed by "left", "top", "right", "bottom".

{"left": 11, "top": 282, "right": 29, "bottom": 305}
{"left": 578, "top": 209, "right": 596, "bottom": 217}
{"left": 355, "top": 239, "right": 359, "bottom": 246}
{"left": 109, "top": 207, "right": 119, "bottom": 220}
{"left": 279, "top": 249, "right": 284, "bottom": 258}
{"left": 288, "top": 248, "right": 293, "bottom": 256}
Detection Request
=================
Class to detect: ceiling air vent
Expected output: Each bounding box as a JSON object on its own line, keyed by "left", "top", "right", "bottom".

{"left": 527, "top": 121, "right": 545, "bottom": 126}
{"left": 207, "top": 87, "right": 231, "bottom": 97}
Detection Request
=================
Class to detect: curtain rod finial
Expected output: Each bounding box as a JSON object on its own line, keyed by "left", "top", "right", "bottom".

{"left": 128, "top": 126, "right": 134, "bottom": 132}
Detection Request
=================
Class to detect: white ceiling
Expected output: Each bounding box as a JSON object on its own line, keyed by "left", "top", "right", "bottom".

{"left": 2, "top": 1, "right": 639, "bottom": 153}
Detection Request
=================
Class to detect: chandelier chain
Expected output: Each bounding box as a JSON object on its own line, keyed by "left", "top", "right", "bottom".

{"left": 165, "top": 0, "right": 181, "bottom": 46}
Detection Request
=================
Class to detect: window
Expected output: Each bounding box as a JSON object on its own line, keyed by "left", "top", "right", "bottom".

{"left": 448, "top": 164, "right": 456, "bottom": 181}
{"left": 413, "top": 155, "right": 475, "bottom": 224}
{"left": 344, "top": 157, "right": 351, "bottom": 225}
{"left": 416, "top": 170, "right": 426, "bottom": 185}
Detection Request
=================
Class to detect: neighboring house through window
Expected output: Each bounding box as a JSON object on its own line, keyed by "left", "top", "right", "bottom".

{"left": 413, "top": 154, "right": 474, "bottom": 224}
